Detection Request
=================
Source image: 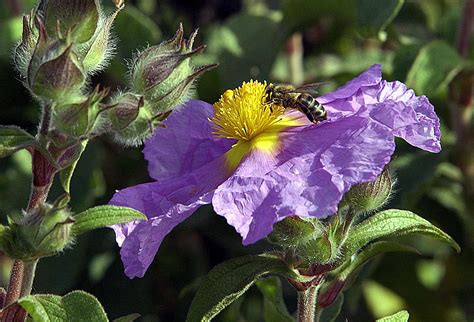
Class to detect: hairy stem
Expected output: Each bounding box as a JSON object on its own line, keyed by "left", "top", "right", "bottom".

{"left": 20, "top": 260, "right": 38, "bottom": 298}
{"left": 4, "top": 261, "right": 24, "bottom": 307}
{"left": 297, "top": 286, "right": 319, "bottom": 322}
{"left": 3, "top": 104, "right": 55, "bottom": 318}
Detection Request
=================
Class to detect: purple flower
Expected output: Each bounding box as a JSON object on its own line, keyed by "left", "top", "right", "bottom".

{"left": 110, "top": 64, "right": 441, "bottom": 278}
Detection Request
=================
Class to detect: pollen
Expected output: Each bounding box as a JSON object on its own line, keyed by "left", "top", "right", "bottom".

{"left": 210, "top": 81, "right": 284, "bottom": 141}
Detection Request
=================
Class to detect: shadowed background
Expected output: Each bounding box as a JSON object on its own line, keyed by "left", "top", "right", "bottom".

{"left": 0, "top": 0, "right": 473, "bottom": 321}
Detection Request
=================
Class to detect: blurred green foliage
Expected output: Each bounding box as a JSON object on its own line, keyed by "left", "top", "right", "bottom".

{"left": 0, "top": 0, "right": 473, "bottom": 321}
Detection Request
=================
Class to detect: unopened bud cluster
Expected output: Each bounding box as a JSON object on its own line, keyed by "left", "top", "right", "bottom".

{"left": 108, "top": 24, "right": 217, "bottom": 146}
{"left": 1, "top": 203, "right": 75, "bottom": 261}
{"left": 269, "top": 169, "right": 393, "bottom": 269}
{"left": 14, "top": 1, "right": 215, "bottom": 147}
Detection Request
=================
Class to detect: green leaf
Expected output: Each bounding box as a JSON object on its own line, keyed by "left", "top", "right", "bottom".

{"left": 113, "top": 313, "right": 141, "bottom": 322}
{"left": 59, "top": 141, "right": 88, "bottom": 194}
{"left": 62, "top": 291, "right": 108, "bottom": 322}
{"left": 335, "top": 241, "right": 418, "bottom": 279}
{"left": 406, "top": 40, "right": 465, "bottom": 95}
{"left": 19, "top": 291, "right": 108, "bottom": 322}
{"left": 19, "top": 294, "right": 66, "bottom": 322}
{"left": 256, "top": 277, "right": 294, "bottom": 322}
{"left": 71, "top": 205, "right": 147, "bottom": 236}
{"left": 356, "top": 0, "right": 404, "bottom": 34}
{"left": 320, "top": 294, "right": 344, "bottom": 322}
{"left": 345, "top": 209, "right": 460, "bottom": 255}
{"left": 0, "top": 126, "right": 35, "bottom": 158}
{"left": 376, "top": 310, "right": 410, "bottom": 322}
{"left": 206, "top": 14, "right": 286, "bottom": 90}
{"left": 186, "top": 254, "right": 310, "bottom": 322}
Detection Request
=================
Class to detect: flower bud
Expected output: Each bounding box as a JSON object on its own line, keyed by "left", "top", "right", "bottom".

{"left": 107, "top": 92, "right": 144, "bottom": 131}
{"left": 13, "top": 14, "right": 38, "bottom": 78}
{"left": 42, "top": 0, "right": 100, "bottom": 44}
{"left": 296, "top": 233, "right": 339, "bottom": 265}
{"left": 29, "top": 40, "right": 86, "bottom": 103}
{"left": 3, "top": 204, "right": 75, "bottom": 261}
{"left": 130, "top": 24, "right": 217, "bottom": 115}
{"left": 52, "top": 86, "right": 108, "bottom": 138}
{"left": 268, "top": 216, "right": 322, "bottom": 247}
{"left": 341, "top": 167, "right": 393, "bottom": 214}
{"left": 81, "top": 7, "right": 121, "bottom": 73}
{"left": 110, "top": 101, "right": 171, "bottom": 146}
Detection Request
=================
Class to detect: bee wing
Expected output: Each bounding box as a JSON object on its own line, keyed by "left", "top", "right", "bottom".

{"left": 281, "top": 82, "right": 330, "bottom": 94}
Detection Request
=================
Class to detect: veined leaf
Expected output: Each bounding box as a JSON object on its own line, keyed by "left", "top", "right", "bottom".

{"left": 19, "top": 290, "right": 107, "bottom": 322}
{"left": 0, "top": 126, "right": 35, "bottom": 158}
{"left": 186, "top": 254, "right": 311, "bottom": 322}
{"left": 344, "top": 209, "right": 460, "bottom": 255}
{"left": 71, "top": 205, "right": 146, "bottom": 236}
{"left": 376, "top": 310, "right": 409, "bottom": 322}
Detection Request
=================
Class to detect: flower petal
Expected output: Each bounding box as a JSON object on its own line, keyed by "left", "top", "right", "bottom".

{"left": 213, "top": 110, "right": 396, "bottom": 244}
{"left": 272, "top": 110, "right": 395, "bottom": 219}
{"left": 370, "top": 81, "right": 441, "bottom": 152}
{"left": 317, "top": 64, "right": 383, "bottom": 119}
{"left": 144, "top": 100, "right": 234, "bottom": 180}
{"left": 110, "top": 156, "right": 230, "bottom": 278}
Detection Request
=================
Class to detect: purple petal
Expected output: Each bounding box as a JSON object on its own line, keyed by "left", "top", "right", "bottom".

{"left": 272, "top": 109, "right": 395, "bottom": 218}
{"left": 317, "top": 66, "right": 441, "bottom": 152}
{"left": 110, "top": 156, "right": 230, "bottom": 278}
{"left": 144, "top": 100, "right": 234, "bottom": 180}
{"left": 213, "top": 110, "right": 396, "bottom": 243}
{"left": 317, "top": 64, "right": 383, "bottom": 119}
{"left": 370, "top": 81, "right": 441, "bottom": 152}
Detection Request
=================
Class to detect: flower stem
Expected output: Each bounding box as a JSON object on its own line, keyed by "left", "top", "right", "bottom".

{"left": 3, "top": 104, "right": 55, "bottom": 319}
{"left": 20, "top": 260, "right": 38, "bottom": 298}
{"left": 297, "top": 285, "right": 320, "bottom": 322}
{"left": 4, "top": 261, "right": 24, "bottom": 307}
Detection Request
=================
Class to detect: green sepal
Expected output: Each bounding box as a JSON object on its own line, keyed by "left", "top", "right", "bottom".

{"left": 255, "top": 277, "right": 294, "bottom": 322}
{"left": 376, "top": 310, "right": 409, "bottom": 322}
{"left": 344, "top": 209, "right": 460, "bottom": 255}
{"left": 59, "top": 140, "right": 88, "bottom": 194}
{"left": 19, "top": 290, "right": 108, "bottom": 322}
{"left": 71, "top": 205, "right": 147, "bottom": 236}
{"left": 0, "top": 126, "right": 35, "bottom": 158}
{"left": 319, "top": 294, "right": 344, "bottom": 322}
{"left": 186, "top": 254, "right": 312, "bottom": 322}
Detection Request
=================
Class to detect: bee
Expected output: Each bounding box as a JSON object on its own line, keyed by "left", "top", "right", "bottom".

{"left": 264, "top": 83, "right": 327, "bottom": 124}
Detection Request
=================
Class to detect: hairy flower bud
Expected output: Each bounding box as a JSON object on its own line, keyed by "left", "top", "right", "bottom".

{"left": 53, "top": 86, "right": 108, "bottom": 138}
{"left": 3, "top": 204, "right": 75, "bottom": 261}
{"left": 30, "top": 43, "right": 86, "bottom": 102}
{"left": 342, "top": 167, "right": 393, "bottom": 214}
{"left": 268, "top": 216, "right": 322, "bottom": 247}
{"left": 13, "top": 14, "right": 38, "bottom": 78}
{"left": 107, "top": 92, "right": 144, "bottom": 131}
{"left": 42, "top": 0, "right": 100, "bottom": 44}
{"left": 130, "top": 24, "right": 217, "bottom": 115}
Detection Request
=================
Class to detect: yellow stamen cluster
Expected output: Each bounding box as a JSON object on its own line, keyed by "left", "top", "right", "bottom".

{"left": 210, "top": 81, "right": 284, "bottom": 141}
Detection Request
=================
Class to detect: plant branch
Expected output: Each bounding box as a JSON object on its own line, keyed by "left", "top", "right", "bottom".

{"left": 456, "top": 0, "right": 474, "bottom": 58}
{"left": 4, "top": 261, "right": 24, "bottom": 308}
{"left": 297, "top": 285, "right": 319, "bottom": 322}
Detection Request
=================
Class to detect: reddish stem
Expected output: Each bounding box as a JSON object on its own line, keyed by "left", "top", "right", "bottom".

{"left": 3, "top": 261, "right": 24, "bottom": 308}
{"left": 456, "top": 0, "right": 474, "bottom": 58}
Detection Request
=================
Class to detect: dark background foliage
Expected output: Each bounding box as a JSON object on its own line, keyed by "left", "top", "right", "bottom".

{"left": 0, "top": 0, "right": 473, "bottom": 321}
